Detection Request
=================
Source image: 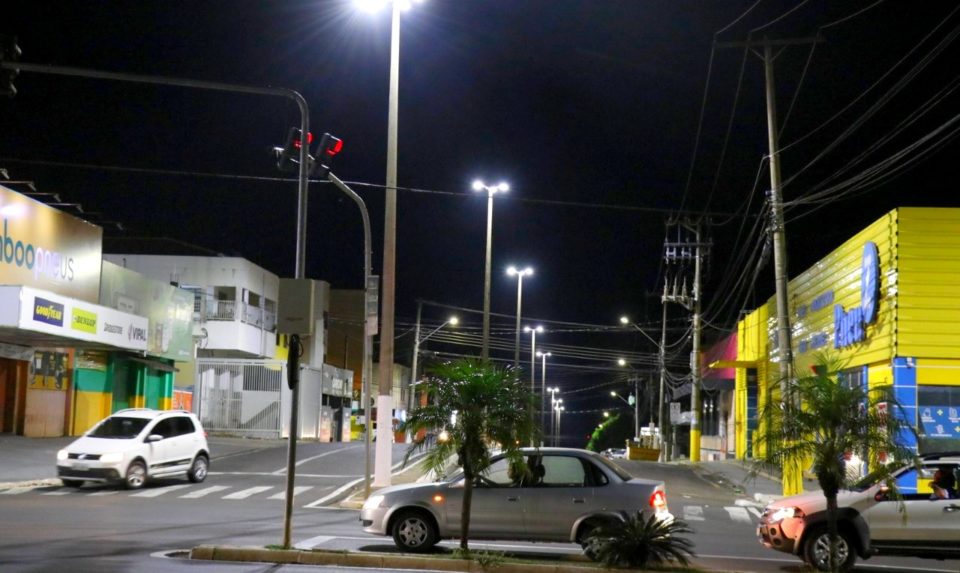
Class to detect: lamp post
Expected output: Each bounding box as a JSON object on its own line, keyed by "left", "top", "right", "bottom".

{"left": 610, "top": 387, "right": 638, "bottom": 441}
{"left": 617, "top": 358, "right": 640, "bottom": 440}
{"left": 408, "top": 305, "right": 457, "bottom": 421}
{"left": 473, "top": 179, "right": 509, "bottom": 362}
{"left": 621, "top": 315, "right": 668, "bottom": 458}
{"left": 536, "top": 350, "right": 551, "bottom": 443}
{"left": 523, "top": 325, "right": 543, "bottom": 445}
{"left": 547, "top": 387, "right": 559, "bottom": 445}
{"left": 555, "top": 402, "right": 565, "bottom": 447}
{"left": 507, "top": 266, "right": 534, "bottom": 368}
{"left": 356, "top": 0, "right": 429, "bottom": 490}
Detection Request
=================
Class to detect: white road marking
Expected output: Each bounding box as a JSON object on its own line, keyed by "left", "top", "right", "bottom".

{"left": 723, "top": 506, "right": 753, "bottom": 524}
{"left": 179, "top": 485, "right": 230, "bottom": 499}
{"left": 682, "top": 505, "right": 705, "bottom": 521}
{"left": 293, "top": 535, "right": 334, "bottom": 549}
{"left": 747, "top": 506, "right": 762, "bottom": 518}
{"left": 87, "top": 490, "right": 120, "bottom": 496}
{"left": 268, "top": 486, "right": 313, "bottom": 500}
{"left": 130, "top": 485, "right": 192, "bottom": 498}
{"left": 209, "top": 472, "right": 360, "bottom": 478}
{"left": 271, "top": 445, "right": 363, "bottom": 475}
{"left": 41, "top": 490, "right": 73, "bottom": 496}
{"left": 0, "top": 487, "right": 36, "bottom": 495}
{"left": 223, "top": 486, "right": 273, "bottom": 500}
{"left": 304, "top": 452, "right": 427, "bottom": 509}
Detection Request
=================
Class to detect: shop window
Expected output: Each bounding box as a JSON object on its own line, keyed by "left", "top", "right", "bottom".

{"left": 918, "top": 385, "right": 960, "bottom": 454}
{"left": 838, "top": 367, "right": 865, "bottom": 390}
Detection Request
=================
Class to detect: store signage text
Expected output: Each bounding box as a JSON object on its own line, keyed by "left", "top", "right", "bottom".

{"left": 128, "top": 324, "right": 147, "bottom": 342}
{"left": 834, "top": 242, "right": 880, "bottom": 349}
{"left": 33, "top": 297, "right": 64, "bottom": 327}
{"left": 2, "top": 219, "right": 77, "bottom": 283}
{"left": 71, "top": 308, "right": 98, "bottom": 334}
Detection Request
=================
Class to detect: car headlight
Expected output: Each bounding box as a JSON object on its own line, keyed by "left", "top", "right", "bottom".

{"left": 362, "top": 494, "right": 385, "bottom": 511}
{"left": 768, "top": 506, "right": 803, "bottom": 522}
{"left": 99, "top": 452, "right": 124, "bottom": 464}
{"left": 57, "top": 450, "right": 69, "bottom": 461}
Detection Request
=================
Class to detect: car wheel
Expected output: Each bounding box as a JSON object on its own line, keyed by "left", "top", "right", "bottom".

{"left": 580, "top": 522, "right": 611, "bottom": 562}
{"left": 803, "top": 525, "right": 856, "bottom": 572}
{"left": 390, "top": 510, "right": 438, "bottom": 553}
{"left": 61, "top": 479, "right": 83, "bottom": 488}
{"left": 124, "top": 460, "right": 147, "bottom": 490}
{"left": 188, "top": 454, "right": 208, "bottom": 483}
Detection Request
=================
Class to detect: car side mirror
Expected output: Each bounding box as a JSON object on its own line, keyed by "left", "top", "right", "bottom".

{"left": 145, "top": 434, "right": 164, "bottom": 443}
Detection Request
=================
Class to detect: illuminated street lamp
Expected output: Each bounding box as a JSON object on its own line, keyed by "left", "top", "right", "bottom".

{"left": 536, "top": 350, "right": 551, "bottom": 442}
{"left": 356, "top": 0, "right": 429, "bottom": 491}
{"left": 473, "top": 179, "right": 509, "bottom": 361}
{"left": 408, "top": 311, "right": 458, "bottom": 418}
{"left": 547, "top": 387, "right": 559, "bottom": 445}
{"left": 523, "top": 324, "right": 543, "bottom": 445}
{"left": 507, "top": 266, "right": 534, "bottom": 367}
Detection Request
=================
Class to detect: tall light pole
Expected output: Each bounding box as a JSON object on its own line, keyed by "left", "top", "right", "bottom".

{"left": 555, "top": 402, "right": 565, "bottom": 447}
{"left": 547, "top": 387, "right": 559, "bottom": 445}
{"left": 621, "top": 314, "right": 669, "bottom": 459}
{"left": 507, "top": 266, "right": 533, "bottom": 368}
{"left": 473, "top": 179, "right": 509, "bottom": 362}
{"left": 357, "top": 0, "right": 428, "bottom": 490}
{"left": 523, "top": 324, "right": 543, "bottom": 445}
{"left": 617, "top": 358, "right": 640, "bottom": 441}
{"left": 536, "top": 350, "right": 551, "bottom": 443}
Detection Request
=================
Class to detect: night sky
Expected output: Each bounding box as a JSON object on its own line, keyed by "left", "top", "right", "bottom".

{"left": 3, "top": 1, "right": 958, "bottom": 445}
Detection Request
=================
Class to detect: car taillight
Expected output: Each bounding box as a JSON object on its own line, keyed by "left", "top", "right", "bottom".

{"left": 649, "top": 490, "right": 667, "bottom": 510}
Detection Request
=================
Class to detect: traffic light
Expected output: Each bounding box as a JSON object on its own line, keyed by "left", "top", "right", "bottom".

{"left": 274, "top": 127, "right": 313, "bottom": 173}
{"left": 0, "top": 35, "right": 21, "bottom": 98}
{"left": 309, "top": 133, "right": 342, "bottom": 177}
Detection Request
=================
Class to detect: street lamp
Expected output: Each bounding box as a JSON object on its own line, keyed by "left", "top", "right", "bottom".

{"left": 473, "top": 179, "right": 509, "bottom": 362}
{"left": 507, "top": 266, "right": 534, "bottom": 367}
{"left": 408, "top": 308, "right": 458, "bottom": 419}
{"left": 547, "top": 387, "right": 559, "bottom": 445}
{"left": 523, "top": 324, "right": 543, "bottom": 445}
{"left": 610, "top": 383, "right": 638, "bottom": 440}
{"left": 621, "top": 314, "right": 669, "bottom": 460}
{"left": 356, "top": 0, "right": 429, "bottom": 490}
{"left": 618, "top": 357, "right": 640, "bottom": 440}
{"left": 536, "top": 350, "right": 551, "bottom": 443}
{"left": 554, "top": 401, "right": 566, "bottom": 447}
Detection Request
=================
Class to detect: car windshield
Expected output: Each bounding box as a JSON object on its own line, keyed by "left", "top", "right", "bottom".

{"left": 88, "top": 416, "right": 149, "bottom": 439}
{"left": 849, "top": 463, "right": 914, "bottom": 491}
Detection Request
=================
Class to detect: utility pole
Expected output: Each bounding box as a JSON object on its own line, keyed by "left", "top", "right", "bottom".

{"left": 658, "top": 303, "right": 669, "bottom": 461}
{"left": 407, "top": 300, "right": 423, "bottom": 424}
{"left": 662, "top": 219, "right": 709, "bottom": 462}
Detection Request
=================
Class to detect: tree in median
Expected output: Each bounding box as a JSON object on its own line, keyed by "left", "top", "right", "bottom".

{"left": 753, "top": 353, "right": 919, "bottom": 572}
{"left": 400, "top": 359, "right": 538, "bottom": 551}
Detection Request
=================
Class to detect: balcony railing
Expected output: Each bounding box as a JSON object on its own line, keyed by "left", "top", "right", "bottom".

{"left": 192, "top": 293, "right": 276, "bottom": 332}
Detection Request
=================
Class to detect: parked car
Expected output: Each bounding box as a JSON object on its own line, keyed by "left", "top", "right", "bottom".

{"left": 602, "top": 448, "right": 627, "bottom": 459}
{"left": 360, "top": 447, "right": 672, "bottom": 557}
{"left": 758, "top": 452, "right": 960, "bottom": 571}
{"left": 56, "top": 408, "right": 210, "bottom": 490}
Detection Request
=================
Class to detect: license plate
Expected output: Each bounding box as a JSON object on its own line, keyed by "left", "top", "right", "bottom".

{"left": 72, "top": 462, "right": 89, "bottom": 471}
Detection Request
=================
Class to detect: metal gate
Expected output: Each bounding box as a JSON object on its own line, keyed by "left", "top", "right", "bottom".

{"left": 196, "top": 359, "right": 285, "bottom": 438}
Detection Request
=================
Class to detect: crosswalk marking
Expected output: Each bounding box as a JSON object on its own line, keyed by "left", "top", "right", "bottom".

{"left": 130, "top": 485, "right": 192, "bottom": 498}
{"left": 223, "top": 486, "right": 273, "bottom": 500}
{"left": 747, "top": 506, "right": 762, "bottom": 518}
{"left": 723, "top": 506, "right": 753, "bottom": 524}
{"left": 268, "top": 486, "right": 313, "bottom": 500}
{"left": 0, "top": 487, "right": 36, "bottom": 495}
{"left": 88, "top": 490, "right": 119, "bottom": 496}
{"left": 179, "top": 485, "right": 230, "bottom": 499}
{"left": 41, "top": 490, "right": 73, "bottom": 496}
{"left": 294, "top": 535, "right": 334, "bottom": 549}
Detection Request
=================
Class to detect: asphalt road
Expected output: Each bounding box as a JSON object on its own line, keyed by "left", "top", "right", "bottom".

{"left": 0, "top": 444, "right": 957, "bottom": 573}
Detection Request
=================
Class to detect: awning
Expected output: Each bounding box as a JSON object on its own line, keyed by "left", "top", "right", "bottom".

{"left": 128, "top": 356, "right": 179, "bottom": 373}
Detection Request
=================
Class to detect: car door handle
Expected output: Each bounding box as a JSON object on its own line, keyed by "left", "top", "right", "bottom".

{"left": 572, "top": 498, "right": 586, "bottom": 504}
{"left": 945, "top": 504, "right": 960, "bottom": 513}
{"left": 507, "top": 496, "right": 520, "bottom": 502}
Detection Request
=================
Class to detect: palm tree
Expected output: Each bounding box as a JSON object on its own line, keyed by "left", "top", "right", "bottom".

{"left": 752, "top": 353, "right": 919, "bottom": 572}
{"left": 400, "top": 359, "right": 537, "bottom": 551}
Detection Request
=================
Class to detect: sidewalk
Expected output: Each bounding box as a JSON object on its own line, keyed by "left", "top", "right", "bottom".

{"left": 689, "top": 457, "right": 818, "bottom": 505}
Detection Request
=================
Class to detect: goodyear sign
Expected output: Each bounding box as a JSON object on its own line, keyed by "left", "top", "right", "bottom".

{"left": 33, "top": 297, "right": 64, "bottom": 327}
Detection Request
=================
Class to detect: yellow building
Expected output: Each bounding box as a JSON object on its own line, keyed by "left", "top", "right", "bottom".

{"left": 733, "top": 208, "right": 960, "bottom": 492}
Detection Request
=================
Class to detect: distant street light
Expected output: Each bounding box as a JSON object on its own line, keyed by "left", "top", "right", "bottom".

{"left": 473, "top": 179, "right": 509, "bottom": 361}
{"left": 536, "top": 350, "right": 551, "bottom": 443}
{"left": 547, "top": 387, "right": 559, "bottom": 445}
{"left": 617, "top": 358, "right": 641, "bottom": 441}
{"left": 555, "top": 402, "right": 566, "bottom": 447}
{"left": 507, "top": 266, "right": 534, "bottom": 367}
{"left": 621, "top": 314, "right": 668, "bottom": 460}
{"left": 408, "top": 305, "right": 458, "bottom": 420}
{"left": 523, "top": 325, "right": 543, "bottom": 445}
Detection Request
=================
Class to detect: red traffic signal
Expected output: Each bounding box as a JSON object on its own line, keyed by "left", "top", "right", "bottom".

{"left": 310, "top": 133, "right": 342, "bottom": 177}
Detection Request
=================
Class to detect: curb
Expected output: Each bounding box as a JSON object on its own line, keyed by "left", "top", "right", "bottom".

{"left": 190, "top": 545, "right": 589, "bottom": 573}
{"left": 0, "top": 478, "right": 62, "bottom": 489}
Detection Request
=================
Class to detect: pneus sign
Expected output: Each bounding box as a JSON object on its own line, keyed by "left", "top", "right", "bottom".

{"left": 834, "top": 242, "right": 880, "bottom": 349}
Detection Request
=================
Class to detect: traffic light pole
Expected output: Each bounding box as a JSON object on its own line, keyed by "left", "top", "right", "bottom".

{"left": 1, "top": 59, "right": 312, "bottom": 549}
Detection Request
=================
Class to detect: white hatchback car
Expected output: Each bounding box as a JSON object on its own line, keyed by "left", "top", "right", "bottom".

{"left": 56, "top": 408, "right": 210, "bottom": 489}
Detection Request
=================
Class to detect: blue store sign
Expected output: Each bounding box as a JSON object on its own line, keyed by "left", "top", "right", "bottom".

{"left": 834, "top": 242, "right": 880, "bottom": 349}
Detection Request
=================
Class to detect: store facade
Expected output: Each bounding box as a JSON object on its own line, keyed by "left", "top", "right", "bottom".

{"left": 0, "top": 185, "right": 193, "bottom": 437}
{"left": 731, "top": 208, "right": 960, "bottom": 487}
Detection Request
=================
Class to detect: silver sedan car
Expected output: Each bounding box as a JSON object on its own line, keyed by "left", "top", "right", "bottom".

{"left": 361, "top": 447, "right": 672, "bottom": 556}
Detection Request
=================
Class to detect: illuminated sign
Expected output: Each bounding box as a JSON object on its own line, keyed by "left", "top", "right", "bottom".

{"left": 834, "top": 242, "right": 880, "bottom": 349}
{"left": 0, "top": 185, "right": 103, "bottom": 303}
